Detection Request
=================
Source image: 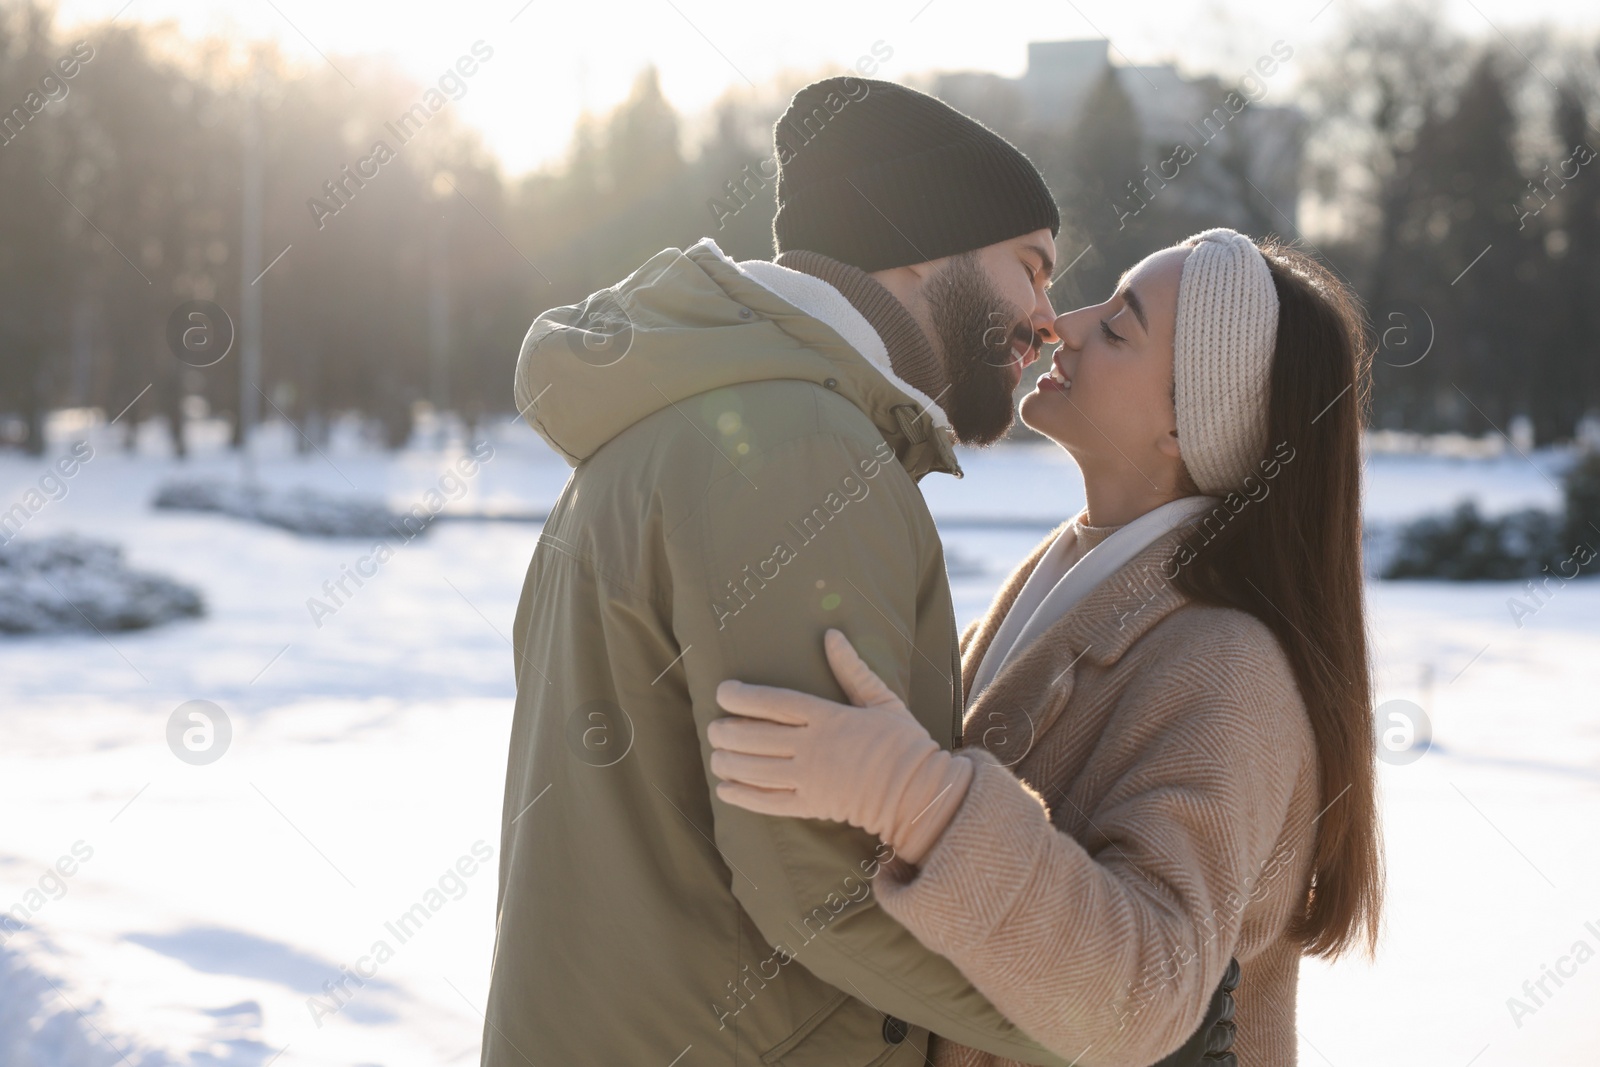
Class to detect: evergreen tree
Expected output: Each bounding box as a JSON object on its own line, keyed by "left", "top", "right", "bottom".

{"left": 0, "top": 3, "right": 78, "bottom": 454}
{"left": 1423, "top": 54, "right": 1534, "bottom": 433}
{"left": 1538, "top": 86, "right": 1600, "bottom": 440}
{"left": 1050, "top": 67, "right": 1145, "bottom": 308}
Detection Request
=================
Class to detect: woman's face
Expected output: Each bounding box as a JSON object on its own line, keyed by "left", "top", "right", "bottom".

{"left": 1019, "top": 245, "right": 1191, "bottom": 487}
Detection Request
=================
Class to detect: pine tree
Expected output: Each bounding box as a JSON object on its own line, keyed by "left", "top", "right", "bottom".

{"left": 1055, "top": 67, "right": 1145, "bottom": 307}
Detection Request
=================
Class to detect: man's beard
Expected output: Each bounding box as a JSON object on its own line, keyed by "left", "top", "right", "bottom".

{"left": 925, "top": 253, "right": 1029, "bottom": 446}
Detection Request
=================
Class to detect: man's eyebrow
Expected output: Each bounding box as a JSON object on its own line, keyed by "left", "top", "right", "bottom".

{"left": 1025, "top": 241, "right": 1055, "bottom": 280}
{"left": 1120, "top": 287, "right": 1149, "bottom": 332}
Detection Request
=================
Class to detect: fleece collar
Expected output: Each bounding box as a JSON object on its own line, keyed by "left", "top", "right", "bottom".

{"left": 701, "top": 240, "right": 952, "bottom": 432}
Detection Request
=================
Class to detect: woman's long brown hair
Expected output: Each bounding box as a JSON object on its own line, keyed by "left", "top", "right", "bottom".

{"left": 1171, "top": 239, "right": 1384, "bottom": 959}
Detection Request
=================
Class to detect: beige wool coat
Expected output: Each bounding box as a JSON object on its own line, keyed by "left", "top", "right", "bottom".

{"left": 873, "top": 520, "right": 1322, "bottom": 1067}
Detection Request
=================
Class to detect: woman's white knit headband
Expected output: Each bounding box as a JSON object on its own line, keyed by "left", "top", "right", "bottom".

{"left": 1173, "top": 228, "right": 1280, "bottom": 495}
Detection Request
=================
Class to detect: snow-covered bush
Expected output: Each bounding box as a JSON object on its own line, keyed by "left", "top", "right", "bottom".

{"left": 1382, "top": 449, "right": 1600, "bottom": 580}
{"left": 153, "top": 478, "right": 410, "bottom": 539}
{"left": 1382, "top": 503, "right": 1563, "bottom": 580}
{"left": 0, "top": 534, "right": 204, "bottom": 634}
{"left": 1562, "top": 449, "right": 1600, "bottom": 554}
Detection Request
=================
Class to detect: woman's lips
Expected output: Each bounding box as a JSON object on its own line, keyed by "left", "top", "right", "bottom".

{"left": 1036, "top": 357, "right": 1071, "bottom": 394}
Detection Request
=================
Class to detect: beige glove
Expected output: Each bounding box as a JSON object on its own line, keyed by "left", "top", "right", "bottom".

{"left": 709, "top": 628, "right": 974, "bottom": 867}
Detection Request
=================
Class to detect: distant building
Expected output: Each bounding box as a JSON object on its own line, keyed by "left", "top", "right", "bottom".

{"left": 933, "top": 39, "right": 1304, "bottom": 234}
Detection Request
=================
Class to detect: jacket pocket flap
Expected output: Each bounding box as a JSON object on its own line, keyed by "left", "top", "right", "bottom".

{"left": 761, "top": 989, "right": 924, "bottom": 1066}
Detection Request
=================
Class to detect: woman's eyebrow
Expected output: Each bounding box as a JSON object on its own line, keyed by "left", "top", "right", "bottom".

{"left": 1119, "top": 287, "right": 1149, "bottom": 332}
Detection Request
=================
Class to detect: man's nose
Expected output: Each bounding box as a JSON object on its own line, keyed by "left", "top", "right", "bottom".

{"left": 1031, "top": 293, "right": 1059, "bottom": 347}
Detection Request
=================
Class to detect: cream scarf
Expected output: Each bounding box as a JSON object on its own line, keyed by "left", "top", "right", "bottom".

{"left": 969, "top": 495, "right": 1219, "bottom": 702}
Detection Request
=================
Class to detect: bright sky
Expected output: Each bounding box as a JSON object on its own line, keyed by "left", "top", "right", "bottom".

{"left": 55, "top": 0, "right": 1600, "bottom": 177}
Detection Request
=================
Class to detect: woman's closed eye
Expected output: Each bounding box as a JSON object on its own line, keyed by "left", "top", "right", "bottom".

{"left": 1099, "top": 319, "right": 1124, "bottom": 345}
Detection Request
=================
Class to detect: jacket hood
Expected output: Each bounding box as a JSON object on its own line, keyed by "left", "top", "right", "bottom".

{"left": 513, "top": 238, "right": 959, "bottom": 478}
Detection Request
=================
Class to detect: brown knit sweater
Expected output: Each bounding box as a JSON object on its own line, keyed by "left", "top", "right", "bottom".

{"left": 873, "top": 522, "right": 1320, "bottom": 1067}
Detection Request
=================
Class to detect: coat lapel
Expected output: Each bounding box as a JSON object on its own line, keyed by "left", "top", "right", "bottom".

{"left": 960, "top": 526, "right": 1198, "bottom": 763}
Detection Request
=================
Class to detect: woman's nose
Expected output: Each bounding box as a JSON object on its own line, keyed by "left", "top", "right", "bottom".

{"left": 1051, "top": 310, "right": 1083, "bottom": 348}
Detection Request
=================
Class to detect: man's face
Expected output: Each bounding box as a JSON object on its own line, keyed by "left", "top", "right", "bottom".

{"left": 921, "top": 229, "right": 1058, "bottom": 445}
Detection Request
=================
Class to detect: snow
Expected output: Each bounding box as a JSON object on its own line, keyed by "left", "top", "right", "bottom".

{"left": 0, "top": 418, "right": 1595, "bottom": 1066}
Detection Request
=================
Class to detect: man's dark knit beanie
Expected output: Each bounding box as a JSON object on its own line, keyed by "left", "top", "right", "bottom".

{"left": 771, "top": 77, "right": 1060, "bottom": 272}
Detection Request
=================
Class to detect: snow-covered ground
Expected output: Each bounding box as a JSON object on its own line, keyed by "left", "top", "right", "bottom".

{"left": 0, "top": 416, "right": 1595, "bottom": 1066}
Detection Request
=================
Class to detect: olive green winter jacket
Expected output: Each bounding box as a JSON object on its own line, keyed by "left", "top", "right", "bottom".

{"left": 482, "top": 239, "right": 1077, "bottom": 1066}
